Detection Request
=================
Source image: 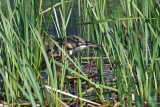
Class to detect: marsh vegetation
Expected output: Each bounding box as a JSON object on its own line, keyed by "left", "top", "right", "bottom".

{"left": 0, "top": 0, "right": 160, "bottom": 106}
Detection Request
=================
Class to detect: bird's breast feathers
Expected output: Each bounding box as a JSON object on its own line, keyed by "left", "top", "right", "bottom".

{"left": 68, "top": 45, "right": 88, "bottom": 55}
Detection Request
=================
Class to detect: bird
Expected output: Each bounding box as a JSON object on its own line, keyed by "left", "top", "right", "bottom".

{"left": 44, "top": 35, "right": 102, "bottom": 61}
{"left": 39, "top": 35, "right": 102, "bottom": 69}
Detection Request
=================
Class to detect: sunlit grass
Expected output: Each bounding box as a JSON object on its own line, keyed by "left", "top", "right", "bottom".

{"left": 0, "top": 0, "right": 160, "bottom": 106}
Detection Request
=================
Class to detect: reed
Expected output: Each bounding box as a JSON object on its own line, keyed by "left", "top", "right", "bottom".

{"left": 0, "top": 0, "right": 160, "bottom": 106}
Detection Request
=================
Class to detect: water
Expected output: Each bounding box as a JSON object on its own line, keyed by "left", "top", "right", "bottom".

{"left": 2, "top": 0, "right": 118, "bottom": 36}
{"left": 39, "top": 0, "right": 118, "bottom": 36}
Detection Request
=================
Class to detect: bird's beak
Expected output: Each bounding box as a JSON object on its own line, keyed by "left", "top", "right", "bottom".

{"left": 80, "top": 41, "right": 102, "bottom": 47}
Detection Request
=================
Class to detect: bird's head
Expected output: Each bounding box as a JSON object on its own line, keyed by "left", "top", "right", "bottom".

{"left": 65, "top": 35, "right": 102, "bottom": 55}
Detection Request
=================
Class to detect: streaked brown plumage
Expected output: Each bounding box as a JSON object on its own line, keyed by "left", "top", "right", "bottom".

{"left": 42, "top": 35, "right": 102, "bottom": 69}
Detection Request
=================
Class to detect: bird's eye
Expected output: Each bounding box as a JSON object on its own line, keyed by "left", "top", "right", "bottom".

{"left": 73, "top": 38, "right": 78, "bottom": 42}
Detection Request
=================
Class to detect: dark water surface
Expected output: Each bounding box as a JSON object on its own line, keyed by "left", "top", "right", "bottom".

{"left": 2, "top": 0, "right": 118, "bottom": 36}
